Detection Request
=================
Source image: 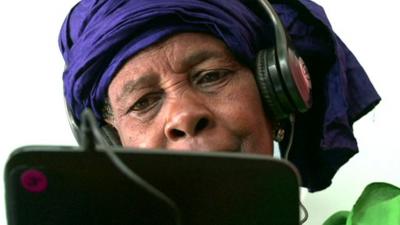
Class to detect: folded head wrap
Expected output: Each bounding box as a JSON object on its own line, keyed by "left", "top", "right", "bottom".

{"left": 59, "top": 0, "right": 380, "bottom": 192}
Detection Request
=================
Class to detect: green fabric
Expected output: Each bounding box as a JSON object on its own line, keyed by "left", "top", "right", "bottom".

{"left": 323, "top": 182, "right": 400, "bottom": 225}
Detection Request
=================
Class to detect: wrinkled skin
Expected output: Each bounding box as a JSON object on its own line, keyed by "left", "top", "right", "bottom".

{"left": 106, "top": 33, "right": 273, "bottom": 155}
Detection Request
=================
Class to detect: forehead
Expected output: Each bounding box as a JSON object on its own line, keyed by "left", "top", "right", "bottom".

{"left": 109, "top": 32, "right": 235, "bottom": 88}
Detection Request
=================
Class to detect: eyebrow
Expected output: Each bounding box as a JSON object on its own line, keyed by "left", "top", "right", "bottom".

{"left": 181, "top": 50, "right": 225, "bottom": 69}
{"left": 116, "top": 49, "right": 226, "bottom": 102}
{"left": 117, "top": 74, "right": 159, "bottom": 103}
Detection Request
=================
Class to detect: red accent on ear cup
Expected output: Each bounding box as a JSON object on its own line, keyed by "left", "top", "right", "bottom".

{"left": 287, "top": 50, "right": 312, "bottom": 111}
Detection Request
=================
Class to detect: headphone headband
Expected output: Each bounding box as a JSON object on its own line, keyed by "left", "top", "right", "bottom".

{"left": 257, "top": 0, "right": 288, "bottom": 49}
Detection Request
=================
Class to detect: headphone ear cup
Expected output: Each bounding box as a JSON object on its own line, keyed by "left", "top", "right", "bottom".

{"left": 100, "top": 124, "right": 122, "bottom": 146}
{"left": 66, "top": 103, "right": 122, "bottom": 146}
{"left": 255, "top": 46, "right": 312, "bottom": 121}
{"left": 256, "top": 49, "right": 291, "bottom": 121}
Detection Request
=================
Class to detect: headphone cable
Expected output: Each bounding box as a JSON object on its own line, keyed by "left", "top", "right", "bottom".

{"left": 283, "top": 114, "right": 309, "bottom": 224}
{"left": 79, "top": 109, "right": 182, "bottom": 225}
{"left": 283, "top": 114, "right": 295, "bottom": 160}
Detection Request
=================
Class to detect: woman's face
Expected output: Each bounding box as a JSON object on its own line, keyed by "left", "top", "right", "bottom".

{"left": 107, "top": 32, "right": 273, "bottom": 154}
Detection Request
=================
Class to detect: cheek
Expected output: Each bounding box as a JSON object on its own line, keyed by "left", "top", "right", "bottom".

{"left": 215, "top": 75, "right": 273, "bottom": 154}
{"left": 114, "top": 118, "right": 164, "bottom": 148}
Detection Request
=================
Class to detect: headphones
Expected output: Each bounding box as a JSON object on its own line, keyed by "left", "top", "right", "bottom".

{"left": 252, "top": 0, "right": 312, "bottom": 121}
{"left": 66, "top": 0, "right": 312, "bottom": 146}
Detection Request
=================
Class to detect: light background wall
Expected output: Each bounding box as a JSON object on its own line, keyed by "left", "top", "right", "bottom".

{"left": 0, "top": 1, "right": 398, "bottom": 224}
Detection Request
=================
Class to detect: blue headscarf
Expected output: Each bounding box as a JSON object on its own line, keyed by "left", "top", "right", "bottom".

{"left": 59, "top": 0, "right": 380, "bottom": 192}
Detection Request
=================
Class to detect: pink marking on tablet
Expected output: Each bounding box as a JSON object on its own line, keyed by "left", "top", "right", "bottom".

{"left": 21, "top": 169, "right": 48, "bottom": 193}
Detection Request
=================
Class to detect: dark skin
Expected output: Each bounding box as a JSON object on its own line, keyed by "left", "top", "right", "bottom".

{"left": 106, "top": 33, "right": 273, "bottom": 154}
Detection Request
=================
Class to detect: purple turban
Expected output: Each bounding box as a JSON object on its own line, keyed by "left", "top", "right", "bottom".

{"left": 59, "top": 0, "right": 380, "bottom": 192}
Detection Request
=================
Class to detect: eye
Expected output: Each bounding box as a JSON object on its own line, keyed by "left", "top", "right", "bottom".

{"left": 129, "top": 93, "right": 162, "bottom": 113}
{"left": 194, "top": 69, "right": 232, "bottom": 88}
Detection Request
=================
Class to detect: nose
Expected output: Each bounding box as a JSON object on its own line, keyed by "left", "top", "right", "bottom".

{"left": 164, "top": 98, "right": 214, "bottom": 142}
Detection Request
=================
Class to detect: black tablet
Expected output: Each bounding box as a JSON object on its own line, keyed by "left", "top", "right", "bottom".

{"left": 4, "top": 145, "right": 301, "bottom": 225}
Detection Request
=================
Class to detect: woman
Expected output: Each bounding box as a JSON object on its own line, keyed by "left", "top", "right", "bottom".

{"left": 59, "top": 0, "right": 379, "bottom": 194}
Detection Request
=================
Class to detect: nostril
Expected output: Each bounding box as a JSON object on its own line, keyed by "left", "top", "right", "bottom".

{"left": 170, "top": 129, "right": 186, "bottom": 139}
{"left": 195, "top": 117, "right": 209, "bottom": 134}
{"left": 166, "top": 116, "right": 211, "bottom": 140}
